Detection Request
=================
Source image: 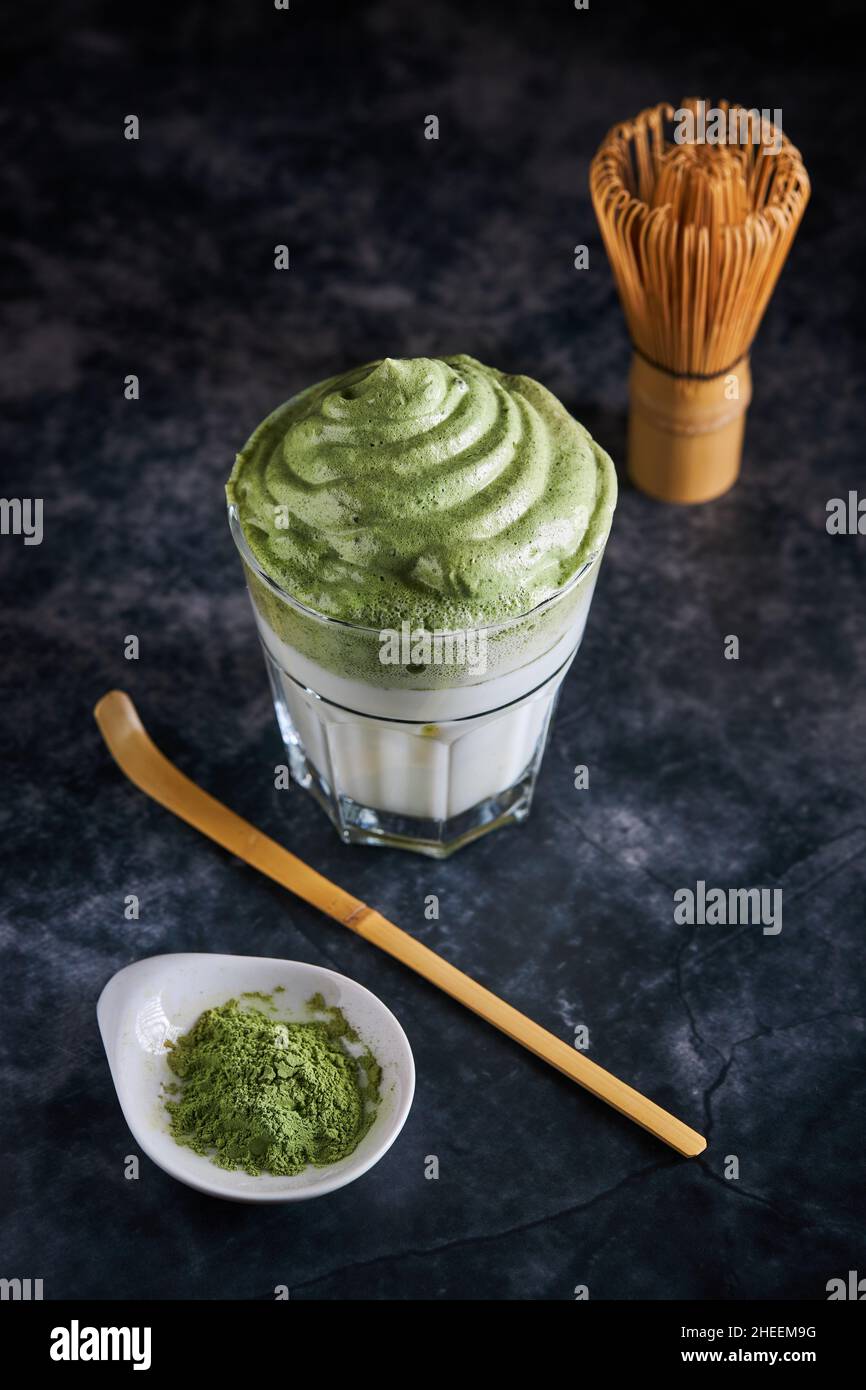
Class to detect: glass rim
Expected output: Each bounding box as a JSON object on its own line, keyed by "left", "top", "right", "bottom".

{"left": 227, "top": 500, "right": 604, "bottom": 638}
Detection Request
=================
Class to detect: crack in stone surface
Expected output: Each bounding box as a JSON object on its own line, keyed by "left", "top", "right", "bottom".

{"left": 282, "top": 1159, "right": 674, "bottom": 1296}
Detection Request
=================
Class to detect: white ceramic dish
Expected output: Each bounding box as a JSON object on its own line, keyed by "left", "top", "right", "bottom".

{"left": 97, "top": 952, "right": 415, "bottom": 1202}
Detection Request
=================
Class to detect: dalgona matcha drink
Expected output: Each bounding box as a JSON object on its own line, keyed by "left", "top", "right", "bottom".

{"left": 227, "top": 355, "right": 616, "bottom": 856}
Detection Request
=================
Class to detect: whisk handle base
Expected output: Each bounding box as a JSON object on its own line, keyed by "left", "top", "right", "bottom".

{"left": 627, "top": 352, "right": 751, "bottom": 504}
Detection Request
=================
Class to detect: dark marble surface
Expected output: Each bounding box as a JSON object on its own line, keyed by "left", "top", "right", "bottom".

{"left": 1, "top": 1, "right": 863, "bottom": 1300}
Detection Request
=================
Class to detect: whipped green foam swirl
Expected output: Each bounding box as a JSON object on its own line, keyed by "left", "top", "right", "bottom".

{"left": 227, "top": 355, "right": 616, "bottom": 630}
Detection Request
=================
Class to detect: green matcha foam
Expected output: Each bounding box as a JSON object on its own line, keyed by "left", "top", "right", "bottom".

{"left": 227, "top": 355, "right": 617, "bottom": 633}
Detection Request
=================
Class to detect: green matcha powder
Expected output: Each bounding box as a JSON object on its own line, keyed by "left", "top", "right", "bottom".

{"left": 163, "top": 993, "right": 381, "bottom": 1177}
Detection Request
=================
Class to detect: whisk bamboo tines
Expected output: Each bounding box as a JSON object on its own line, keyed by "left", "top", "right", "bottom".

{"left": 590, "top": 99, "right": 810, "bottom": 503}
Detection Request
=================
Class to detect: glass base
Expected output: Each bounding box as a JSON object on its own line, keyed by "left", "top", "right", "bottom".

{"left": 263, "top": 647, "right": 560, "bottom": 858}
{"left": 291, "top": 742, "right": 540, "bottom": 858}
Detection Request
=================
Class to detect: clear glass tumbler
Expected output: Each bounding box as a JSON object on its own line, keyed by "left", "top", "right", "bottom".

{"left": 229, "top": 502, "right": 607, "bottom": 857}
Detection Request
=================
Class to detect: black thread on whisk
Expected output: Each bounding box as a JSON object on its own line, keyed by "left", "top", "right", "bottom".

{"left": 631, "top": 342, "right": 754, "bottom": 382}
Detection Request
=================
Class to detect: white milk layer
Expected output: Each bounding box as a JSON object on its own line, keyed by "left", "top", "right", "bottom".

{"left": 251, "top": 565, "right": 599, "bottom": 821}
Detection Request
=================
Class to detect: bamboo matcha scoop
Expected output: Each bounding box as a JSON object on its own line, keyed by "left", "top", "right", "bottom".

{"left": 94, "top": 690, "right": 706, "bottom": 1158}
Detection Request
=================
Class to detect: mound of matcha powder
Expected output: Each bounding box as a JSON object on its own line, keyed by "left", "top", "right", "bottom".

{"left": 163, "top": 993, "right": 381, "bottom": 1177}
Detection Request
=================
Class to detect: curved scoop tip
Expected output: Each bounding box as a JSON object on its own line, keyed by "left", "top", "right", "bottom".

{"left": 94, "top": 689, "right": 137, "bottom": 730}
{"left": 94, "top": 688, "right": 128, "bottom": 715}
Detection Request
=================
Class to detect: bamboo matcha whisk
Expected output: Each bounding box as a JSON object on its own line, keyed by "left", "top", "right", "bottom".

{"left": 590, "top": 99, "right": 810, "bottom": 503}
